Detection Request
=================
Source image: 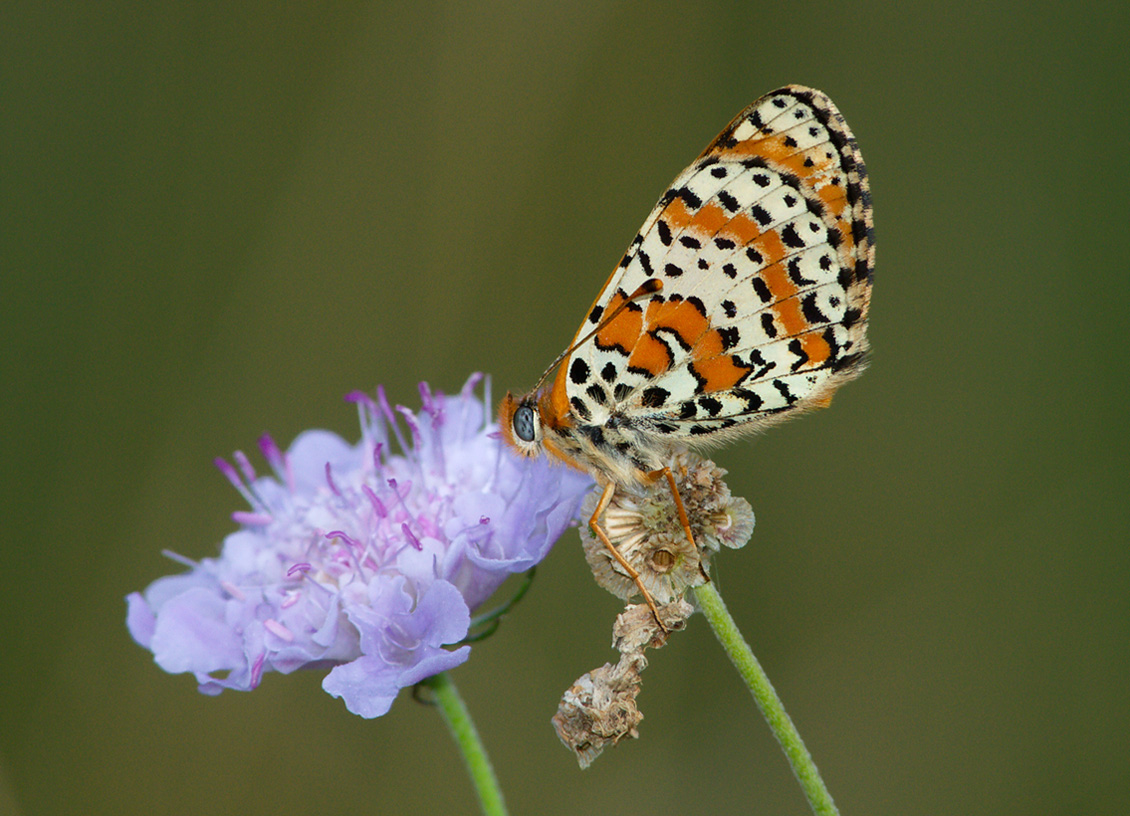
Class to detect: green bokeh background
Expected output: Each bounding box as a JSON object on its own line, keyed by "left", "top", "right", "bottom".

{"left": 3, "top": 4, "right": 1127, "bottom": 814}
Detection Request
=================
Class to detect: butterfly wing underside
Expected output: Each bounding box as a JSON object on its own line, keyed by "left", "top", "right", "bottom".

{"left": 557, "top": 85, "right": 874, "bottom": 447}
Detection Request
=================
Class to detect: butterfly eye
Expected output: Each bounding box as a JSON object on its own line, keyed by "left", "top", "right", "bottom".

{"left": 513, "top": 404, "right": 537, "bottom": 443}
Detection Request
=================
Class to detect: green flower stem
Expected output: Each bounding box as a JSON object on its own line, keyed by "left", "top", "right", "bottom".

{"left": 421, "top": 672, "right": 509, "bottom": 816}
{"left": 693, "top": 583, "right": 840, "bottom": 816}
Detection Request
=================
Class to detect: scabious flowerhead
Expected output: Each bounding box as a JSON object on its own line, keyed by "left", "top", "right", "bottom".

{"left": 127, "top": 374, "right": 593, "bottom": 718}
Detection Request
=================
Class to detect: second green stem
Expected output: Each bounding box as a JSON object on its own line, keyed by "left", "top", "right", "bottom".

{"left": 693, "top": 582, "right": 840, "bottom": 816}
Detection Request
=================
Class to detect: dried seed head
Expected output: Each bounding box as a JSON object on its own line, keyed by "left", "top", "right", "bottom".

{"left": 579, "top": 450, "right": 755, "bottom": 602}
{"left": 553, "top": 659, "right": 644, "bottom": 769}
{"left": 559, "top": 452, "right": 752, "bottom": 766}
{"left": 553, "top": 599, "right": 692, "bottom": 767}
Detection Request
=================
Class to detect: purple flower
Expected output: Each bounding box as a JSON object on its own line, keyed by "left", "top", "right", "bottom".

{"left": 127, "top": 374, "right": 593, "bottom": 718}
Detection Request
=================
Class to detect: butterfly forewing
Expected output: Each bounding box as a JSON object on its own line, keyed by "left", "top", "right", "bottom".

{"left": 560, "top": 86, "right": 873, "bottom": 447}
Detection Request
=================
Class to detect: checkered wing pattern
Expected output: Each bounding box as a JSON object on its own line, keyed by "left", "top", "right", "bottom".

{"left": 557, "top": 86, "right": 874, "bottom": 450}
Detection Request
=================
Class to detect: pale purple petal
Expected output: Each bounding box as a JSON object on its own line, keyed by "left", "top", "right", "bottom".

{"left": 127, "top": 373, "right": 593, "bottom": 717}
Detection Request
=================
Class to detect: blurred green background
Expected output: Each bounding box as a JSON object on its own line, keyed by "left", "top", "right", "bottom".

{"left": 3, "top": 3, "right": 1127, "bottom": 814}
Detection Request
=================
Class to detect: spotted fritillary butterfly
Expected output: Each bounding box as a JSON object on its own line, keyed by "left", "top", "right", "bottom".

{"left": 501, "top": 86, "right": 874, "bottom": 618}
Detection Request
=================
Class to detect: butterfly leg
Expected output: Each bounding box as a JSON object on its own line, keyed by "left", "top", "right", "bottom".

{"left": 649, "top": 467, "right": 696, "bottom": 550}
{"left": 650, "top": 465, "right": 710, "bottom": 584}
{"left": 589, "top": 480, "right": 669, "bottom": 633}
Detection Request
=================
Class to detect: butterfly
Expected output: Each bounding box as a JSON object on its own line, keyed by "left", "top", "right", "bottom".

{"left": 501, "top": 86, "right": 874, "bottom": 621}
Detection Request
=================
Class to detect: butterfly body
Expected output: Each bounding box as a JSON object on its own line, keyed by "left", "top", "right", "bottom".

{"left": 502, "top": 85, "right": 874, "bottom": 499}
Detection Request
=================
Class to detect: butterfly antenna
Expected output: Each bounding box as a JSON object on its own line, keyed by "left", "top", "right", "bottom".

{"left": 531, "top": 279, "right": 662, "bottom": 392}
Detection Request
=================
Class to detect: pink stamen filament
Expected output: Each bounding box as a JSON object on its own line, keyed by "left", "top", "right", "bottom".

{"left": 233, "top": 450, "right": 257, "bottom": 483}
{"left": 401, "top": 522, "right": 423, "bottom": 550}
{"left": 232, "top": 511, "right": 273, "bottom": 526}
{"left": 219, "top": 581, "right": 246, "bottom": 601}
{"left": 264, "top": 619, "right": 295, "bottom": 642}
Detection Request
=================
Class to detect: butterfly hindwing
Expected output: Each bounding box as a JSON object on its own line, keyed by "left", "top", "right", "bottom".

{"left": 562, "top": 85, "right": 873, "bottom": 447}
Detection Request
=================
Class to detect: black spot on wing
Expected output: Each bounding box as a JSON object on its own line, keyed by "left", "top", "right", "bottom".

{"left": 569, "top": 397, "right": 591, "bottom": 421}
{"left": 718, "top": 326, "right": 740, "bottom": 350}
{"left": 772, "top": 379, "right": 798, "bottom": 405}
{"left": 855, "top": 256, "right": 872, "bottom": 285}
{"left": 853, "top": 215, "right": 874, "bottom": 248}
{"left": 686, "top": 363, "right": 708, "bottom": 395}
{"left": 717, "top": 191, "right": 739, "bottom": 213}
{"left": 586, "top": 384, "right": 608, "bottom": 405}
{"left": 641, "top": 387, "right": 669, "bottom": 408}
{"left": 638, "top": 249, "right": 654, "bottom": 276}
{"left": 658, "top": 186, "right": 703, "bottom": 210}
{"left": 680, "top": 187, "right": 703, "bottom": 209}
{"left": 822, "top": 327, "right": 841, "bottom": 362}
{"left": 699, "top": 397, "right": 723, "bottom": 417}
{"left": 801, "top": 292, "right": 830, "bottom": 324}
{"left": 833, "top": 349, "right": 869, "bottom": 375}
{"left": 744, "top": 349, "right": 776, "bottom": 380}
{"left": 778, "top": 169, "right": 802, "bottom": 190}
{"left": 733, "top": 387, "right": 763, "bottom": 413}
{"left": 617, "top": 234, "right": 643, "bottom": 269}
{"left": 787, "top": 257, "right": 817, "bottom": 286}
{"left": 569, "top": 358, "right": 590, "bottom": 385}
{"left": 780, "top": 223, "right": 805, "bottom": 249}
{"left": 787, "top": 338, "right": 809, "bottom": 372}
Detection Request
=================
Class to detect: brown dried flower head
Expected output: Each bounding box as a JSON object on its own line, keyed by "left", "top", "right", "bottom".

{"left": 553, "top": 600, "right": 693, "bottom": 768}
{"left": 579, "top": 450, "right": 754, "bottom": 603}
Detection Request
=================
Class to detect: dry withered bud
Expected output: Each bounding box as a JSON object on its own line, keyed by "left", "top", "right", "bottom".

{"left": 553, "top": 600, "right": 692, "bottom": 767}
{"left": 558, "top": 451, "right": 753, "bottom": 766}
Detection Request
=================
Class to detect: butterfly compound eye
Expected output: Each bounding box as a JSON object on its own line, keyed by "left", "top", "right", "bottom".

{"left": 513, "top": 404, "right": 537, "bottom": 443}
